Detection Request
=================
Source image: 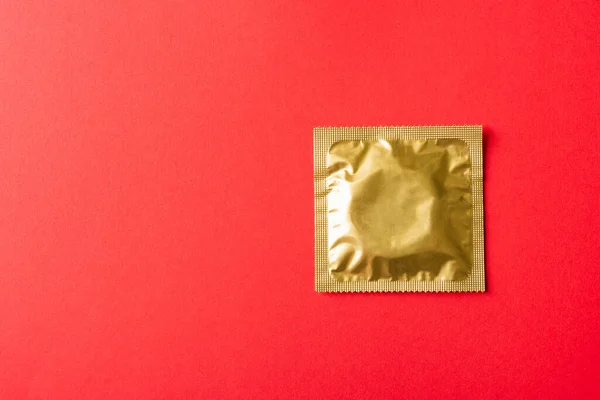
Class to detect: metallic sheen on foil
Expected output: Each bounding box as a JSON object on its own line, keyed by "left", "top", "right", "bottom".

{"left": 328, "top": 139, "right": 472, "bottom": 281}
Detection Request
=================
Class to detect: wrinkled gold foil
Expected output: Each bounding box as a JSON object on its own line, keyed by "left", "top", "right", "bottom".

{"left": 314, "top": 126, "right": 485, "bottom": 292}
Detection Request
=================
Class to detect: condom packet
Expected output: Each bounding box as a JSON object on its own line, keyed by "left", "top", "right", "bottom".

{"left": 314, "top": 126, "right": 484, "bottom": 292}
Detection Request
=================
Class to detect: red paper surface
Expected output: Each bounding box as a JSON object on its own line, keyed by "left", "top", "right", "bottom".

{"left": 1, "top": 1, "right": 600, "bottom": 398}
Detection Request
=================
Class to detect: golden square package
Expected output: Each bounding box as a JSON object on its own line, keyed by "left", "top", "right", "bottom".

{"left": 314, "top": 126, "right": 485, "bottom": 292}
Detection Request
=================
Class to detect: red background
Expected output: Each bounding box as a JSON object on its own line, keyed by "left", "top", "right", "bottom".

{"left": 1, "top": 1, "right": 600, "bottom": 399}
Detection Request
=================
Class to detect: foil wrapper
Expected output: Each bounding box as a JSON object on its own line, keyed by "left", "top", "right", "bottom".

{"left": 314, "top": 126, "right": 485, "bottom": 292}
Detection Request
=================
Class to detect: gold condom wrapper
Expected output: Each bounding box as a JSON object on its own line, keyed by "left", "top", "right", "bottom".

{"left": 314, "top": 126, "right": 485, "bottom": 292}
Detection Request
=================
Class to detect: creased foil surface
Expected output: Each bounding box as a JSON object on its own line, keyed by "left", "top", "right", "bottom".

{"left": 328, "top": 139, "right": 472, "bottom": 281}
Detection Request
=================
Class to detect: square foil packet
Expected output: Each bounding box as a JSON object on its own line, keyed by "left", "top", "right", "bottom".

{"left": 314, "top": 126, "right": 484, "bottom": 292}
